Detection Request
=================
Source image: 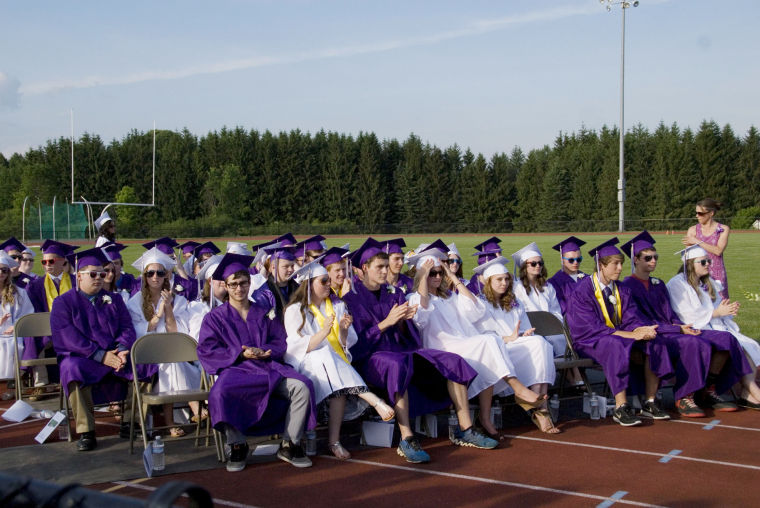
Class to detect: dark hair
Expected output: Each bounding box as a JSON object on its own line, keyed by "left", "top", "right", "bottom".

{"left": 98, "top": 222, "right": 115, "bottom": 242}
{"left": 103, "top": 262, "right": 117, "bottom": 292}
{"left": 697, "top": 198, "right": 722, "bottom": 213}
{"left": 518, "top": 261, "right": 548, "bottom": 295}
{"left": 595, "top": 254, "right": 625, "bottom": 273}
{"left": 362, "top": 251, "right": 389, "bottom": 270}
{"left": 223, "top": 270, "right": 250, "bottom": 302}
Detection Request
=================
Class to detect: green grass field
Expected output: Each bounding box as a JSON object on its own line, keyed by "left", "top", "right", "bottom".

{"left": 29, "top": 232, "right": 760, "bottom": 337}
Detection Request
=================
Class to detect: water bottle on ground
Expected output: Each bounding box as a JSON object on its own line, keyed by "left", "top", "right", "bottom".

{"left": 549, "top": 394, "right": 560, "bottom": 422}
{"left": 491, "top": 402, "right": 502, "bottom": 430}
{"left": 590, "top": 394, "right": 600, "bottom": 420}
{"left": 304, "top": 429, "right": 317, "bottom": 456}
{"left": 152, "top": 435, "right": 165, "bottom": 471}
{"left": 447, "top": 410, "right": 458, "bottom": 440}
{"left": 58, "top": 420, "right": 70, "bottom": 440}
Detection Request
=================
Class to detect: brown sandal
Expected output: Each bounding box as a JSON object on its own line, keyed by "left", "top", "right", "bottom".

{"left": 528, "top": 408, "right": 561, "bottom": 434}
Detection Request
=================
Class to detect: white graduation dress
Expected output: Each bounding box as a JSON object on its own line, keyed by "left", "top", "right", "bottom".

{"left": 283, "top": 300, "right": 368, "bottom": 419}
{"left": 407, "top": 291, "right": 514, "bottom": 398}
{"left": 186, "top": 298, "right": 224, "bottom": 342}
{"left": 127, "top": 292, "right": 202, "bottom": 392}
{"left": 0, "top": 289, "right": 34, "bottom": 379}
{"left": 472, "top": 298, "right": 556, "bottom": 395}
{"left": 667, "top": 274, "right": 760, "bottom": 366}
{"left": 513, "top": 281, "right": 566, "bottom": 357}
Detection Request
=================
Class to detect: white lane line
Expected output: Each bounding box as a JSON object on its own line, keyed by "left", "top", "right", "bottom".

{"left": 502, "top": 434, "right": 760, "bottom": 471}
{"left": 669, "top": 419, "right": 760, "bottom": 432}
{"left": 110, "top": 481, "right": 258, "bottom": 508}
{"left": 323, "top": 456, "right": 664, "bottom": 507}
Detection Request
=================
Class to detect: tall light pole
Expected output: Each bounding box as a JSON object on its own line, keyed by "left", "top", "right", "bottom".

{"left": 601, "top": 0, "right": 638, "bottom": 232}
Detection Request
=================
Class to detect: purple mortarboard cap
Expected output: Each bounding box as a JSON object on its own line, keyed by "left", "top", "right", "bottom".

{"left": 382, "top": 238, "right": 406, "bottom": 255}
{"left": 349, "top": 237, "right": 384, "bottom": 267}
{"left": 588, "top": 237, "right": 622, "bottom": 259}
{"left": 193, "top": 241, "right": 220, "bottom": 258}
{"left": 275, "top": 233, "right": 297, "bottom": 247}
{"left": 75, "top": 247, "right": 110, "bottom": 270}
{"left": 473, "top": 237, "right": 502, "bottom": 253}
{"left": 264, "top": 243, "right": 296, "bottom": 262}
{"left": 474, "top": 249, "right": 502, "bottom": 265}
{"left": 40, "top": 239, "right": 78, "bottom": 257}
{"left": 552, "top": 236, "right": 586, "bottom": 254}
{"left": 212, "top": 253, "right": 254, "bottom": 282}
{"left": 0, "top": 237, "right": 26, "bottom": 253}
{"left": 251, "top": 239, "right": 278, "bottom": 252}
{"left": 142, "top": 237, "right": 178, "bottom": 255}
{"left": 102, "top": 242, "right": 127, "bottom": 261}
{"left": 319, "top": 246, "right": 349, "bottom": 267}
{"left": 178, "top": 241, "right": 201, "bottom": 255}
{"left": 406, "top": 239, "right": 449, "bottom": 269}
{"left": 296, "top": 235, "right": 327, "bottom": 255}
{"left": 620, "top": 231, "right": 656, "bottom": 259}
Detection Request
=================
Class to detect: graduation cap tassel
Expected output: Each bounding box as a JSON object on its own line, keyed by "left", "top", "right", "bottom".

{"left": 348, "top": 259, "right": 356, "bottom": 294}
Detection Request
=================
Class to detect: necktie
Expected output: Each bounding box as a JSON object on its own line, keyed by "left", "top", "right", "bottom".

{"left": 602, "top": 286, "right": 617, "bottom": 325}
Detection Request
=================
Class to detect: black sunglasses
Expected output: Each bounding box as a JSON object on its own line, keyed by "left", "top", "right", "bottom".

{"left": 642, "top": 254, "right": 659, "bottom": 262}
{"left": 446, "top": 258, "right": 462, "bottom": 265}
{"left": 429, "top": 270, "right": 444, "bottom": 277}
{"left": 696, "top": 259, "right": 712, "bottom": 267}
{"left": 563, "top": 256, "right": 583, "bottom": 264}
{"left": 80, "top": 271, "right": 107, "bottom": 279}
{"left": 145, "top": 270, "right": 167, "bottom": 278}
{"left": 527, "top": 260, "right": 544, "bottom": 267}
{"left": 9, "top": 254, "right": 22, "bottom": 260}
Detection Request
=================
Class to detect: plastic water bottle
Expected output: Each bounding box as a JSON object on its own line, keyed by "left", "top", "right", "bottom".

{"left": 58, "top": 420, "right": 70, "bottom": 440}
{"left": 152, "top": 435, "right": 165, "bottom": 471}
{"left": 304, "top": 429, "right": 317, "bottom": 456}
{"left": 549, "top": 394, "right": 560, "bottom": 423}
{"left": 491, "top": 402, "right": 502, "bottom": 430}
{"left": 590, "top": 394, "right": 600, "bottom": 420}
{"left": 447, "top": 410, "right": 458, "bottom": 440}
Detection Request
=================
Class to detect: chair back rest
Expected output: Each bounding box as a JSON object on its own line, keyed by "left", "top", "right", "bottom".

{"left": 14, "top": 312, "right": 52, "bottom": 339}
{"left": 525, "top": 311, "right": 566, "bottom": 337}
{"left": 131, "top": 332, "right": 199, "bottom": 366}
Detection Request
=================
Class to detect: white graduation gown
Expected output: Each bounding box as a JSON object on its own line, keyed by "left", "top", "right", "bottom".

{"left": 283, "top": 300, "right": 368, "bottom": 418}
{"left": 407, "top": 291, "right": 514, "bottom": 398}
{"left": 513, "top": 281, "right": 566, "bottom": 357}
{"left": 186, "top": 298, "right": 224, "bottom": 342}
{"left": 667, "top": 274, "right": 760, "bottom": 365}
{"left": 0, "top": 289, "right": 34, "bottom": 379}
{"left": 127, "top": 292, "right": 201, "bottom": 392}
{"left": 472, "top": 298, "right": 556, "bottom": 395}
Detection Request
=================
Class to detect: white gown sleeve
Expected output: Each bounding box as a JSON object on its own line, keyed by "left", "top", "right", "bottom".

{"left": 283, "top": 304, "right": 312, "bottom": 367}
{"left": 407, "top": 292, "right": 432, "bottom": 329}
{"left": 127, "top": 293, "right": 151, "bottom": 337}
{"left": 453, "top": 291, "right": 487, "bottom": 321}
{"left": 666, "top": 275, "right": 712, "bottom": 330}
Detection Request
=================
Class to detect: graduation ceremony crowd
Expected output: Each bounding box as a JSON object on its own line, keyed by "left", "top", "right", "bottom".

{"left": 1, "top": 197, "right": 759, "bottom": 473}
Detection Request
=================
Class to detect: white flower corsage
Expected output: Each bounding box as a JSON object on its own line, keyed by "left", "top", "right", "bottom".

{"left": 267, "top": 307, "right": 276, "bottom": 321}
{"left": 400, "top": 286, "right": 407, "bottom": 294}
{"left": 651, "top": 278, "right": 660, "bottom": 285}
{"left": 174, "top": 284, "right": 184, "bottom": 293}
{"left": 607, "top": 294, "right": 617, "bottom": 305}
{"left": 102, "top": 295, "right": 112, "bottom": 304}
{"left": 387, "top": 285, "right": 396, "bottom": 294}
{"left": 577, "top": 273, "right": 585, "bottom": 279}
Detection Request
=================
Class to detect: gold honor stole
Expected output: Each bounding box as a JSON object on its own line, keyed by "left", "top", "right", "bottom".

{"left": 44, "top": 273, "right": 72, "bottom": 311}
{"left": 309, "top": 298, "right": 349, "bottom": 363}
{"left": 592, "top": 272, "right": 622, "bottom": 328}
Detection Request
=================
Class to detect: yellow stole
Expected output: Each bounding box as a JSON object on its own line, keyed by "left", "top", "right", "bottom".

{"left": 592, "top": 273, "right": 622, "bottom": 328}
{"left": 44, "top": 273, "right": 72, "bottom": 311}
{"left": 309, "top": 298, "right": 349, "bottom": 363}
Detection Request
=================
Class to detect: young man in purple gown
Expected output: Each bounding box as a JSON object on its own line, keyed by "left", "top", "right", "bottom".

{"left": 342, "top": 238, "right": 497, "bottom": 463}
{"left": 547, "top": 236, "right": 588, "bottom": 315}
{"left": 620, "top": 231, "right": 747, "bottom": 416}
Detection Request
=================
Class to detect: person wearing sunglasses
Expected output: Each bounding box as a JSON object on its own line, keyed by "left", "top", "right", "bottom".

{"left": 621, "top": 232, "right": 753, "bottom": 417}
{"left": 94, "top": 210, "right": 116, "bottom": 248}
{"left": 197, "top": 253, "right": 317, "bottom": 472}
{"left": 50, "top": 247, "right": 155, "bottom": 451}
{"left": 443, "top": 243, "right": 467, "bottom": 293}
{"left": 667, "top": 245, "right": 760, "bottom": 411}
{"left": 0, "top": 251, "right": 34, "bottom": 382}
{"left": 0, "top": 237, "right": 36, "bottom": 289}
{"left": 25, "top": 239, "right": 79, "bottom": 396}
{"left": 100, "top": 242, "right": 136, "bottom": 303}
{"left": 682, "top": 198, "right": 730, "bottom": 299}
{"left": 283, "top": 260, "right": 395, "bottom": 460}
{"left": 566, "top": 238, "right": 675, "bottom": 427}
{"left": 141, "top": 237, "right": 198, "bottom": 301}
{"left": 408, "top": 240, "right": 545, "bottom": 444}
{"left": 127, "top": 247, "right": 201, "bottom": 437}
{"left": 547, "top": 236, "right": 588, "bottom": 315}
{"left": 511, "top": 243, "right": 566, "bottom": 358}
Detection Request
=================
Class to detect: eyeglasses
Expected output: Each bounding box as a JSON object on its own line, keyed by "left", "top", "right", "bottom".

{"left": 40, "top": 259, "right": 59, "bottom": 266}
{"left": 0, "top": 268, "right": 9, "bottom": 274}
{"left": 144, "top": 270, "right": 167, "bottom": 278}
{"left": 563, "top": 256, "right": 582, "bottom": 264}
{"left": 316, "top": 277, "right": 330, "bottom": 286}
{"left": 226, "top": 280, "right": 250, "bottom": 290}
{"left": 429, "top": 270, "right": 444, "bottom": 277}
{"left": 696, "top": 259, "right": 712, "bottom": 267}
{"left": 21, "top": 257, "right": 33, "bottom": 263}
{"left": 696, "top": 211, "right": 711, "bottom": 216}
{"left": 9, "top": 254, "right": 21, "bottom": 260}
{"left": 527, "top": 261, "right": 544, "bottom": 267}
{"left": 642, "top": 254, "right": 659, "bottom": 262}
{"left": 80, "top": 271, "right": 107, "bottom": 279}
{"left": 446, "top": 258, "right": 462, "bottom": 265}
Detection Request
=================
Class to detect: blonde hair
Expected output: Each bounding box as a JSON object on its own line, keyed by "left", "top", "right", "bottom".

{"left": 411, "top": 267, "right": 450, "bottom": 299}
{"left": 678, "top": 260, "right": 716, "bottom": 302}
{"left": 0, "top": 276, "right": 16, "bottom": 306}
{"left": 141, "top": 273, "right": 170, "bottom": 320}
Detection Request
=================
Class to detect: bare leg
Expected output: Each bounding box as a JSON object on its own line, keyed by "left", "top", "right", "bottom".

{"left": 614, "top": 391, "right": 628, "bottom": 407}
{"left": 477, "top": 387, "right": 497, "bottom": 435}
{"left": 740, "top": 357, "right": 760, "bottom": 403}
{"left": 394, "top": 391, "right": 414, "bottom": 439}
{"left": 709, "top": 351, "right": 729, "bottom": 375}
{"left": 446, "top": 381, "right": 472, "bottom": 430}
{"left": 505, "top": 376, "right": 544, "bottom": 406}
{"left": 328, "top": 395, "right": 346, "bottom": 444}
{"left": 358, "top": 392, "right": 395, "bottom": 421}
{"left": 643, "top": 355, "right": 660, "bottom": 401}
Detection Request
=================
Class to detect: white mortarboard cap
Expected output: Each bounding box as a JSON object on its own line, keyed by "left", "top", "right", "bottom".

{"left": 198, "top": 254, "right": 223, "bottom": 281}
{"left": 132, "top": 247, "right": 176, "bottom": 273}
{"left": 22, "top": 247, "right": 35, "bottom": 259}
{"left": 447, "top": 242, "right": 460, "bottom": 257}
{"left": 405, "top": 240, "right": 449, "bottom": 270}
{"left": 226, "top": 242, "right": 252, "bottom": 256}
{"left": 677, "top": 245, "right": 708, "bottom": 261}
{"left": 511, "top": 242, "right": 542, "bottom": 270}
{"left": 94, "top": 211, "right": 113, "bottom": 231}
{"left": 472, "top": 256, "right": 509, "bottom": 280}
{"left": 0, "top": 251, "right": 20, "bottom": 269}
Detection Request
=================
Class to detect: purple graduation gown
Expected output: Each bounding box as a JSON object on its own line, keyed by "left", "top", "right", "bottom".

{"left": 13, "top": 273, "right": 37, "bottom": 290}
{"left": 466, "top": 273, "right": 483, "bottom": 296}
{"left": 548, "top": 270, "right": 587, "bottom": 315}
{"left": 50, "top": 289, "right": 154, "bottom": 403}
{"left": 566, "top": 276, "right": 674, "bottom": 397}
{"left": 24, "top": 273, "right": 76, "bottom": 369}
{"left": 343, "top": 281, "right": 477, "bottom": 418}
{"left": 197, "top": 302, "right": 317, "bottom": 436}
{"left": 115, "top": 272, "right": 138, "bottom": 295}
{"left": 392, "top": 274, "right": 414, "bottom": 295}
{"left": 622, "top": 275, "right": 751, "bottom": 394}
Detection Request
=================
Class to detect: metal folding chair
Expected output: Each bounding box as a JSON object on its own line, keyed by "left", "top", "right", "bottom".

{"left": 128, "top": 332, "right": 214, "bottom": 454}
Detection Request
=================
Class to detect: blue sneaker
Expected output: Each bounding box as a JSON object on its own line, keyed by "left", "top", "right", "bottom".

{"left": 451, "top": 427, "right": 498, "bottom": 449}
{"left": 396, "top": 436, "right": 430, "bottom": 463}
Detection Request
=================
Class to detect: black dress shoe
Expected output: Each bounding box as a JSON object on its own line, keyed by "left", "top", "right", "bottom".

{"left": 77, "top": 432, "right": 97, "bottom": 451}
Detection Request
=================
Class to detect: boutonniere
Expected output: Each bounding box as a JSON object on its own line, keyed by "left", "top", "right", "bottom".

{"left": 399, "top": 286, "right": 407, "bottom": 294}
{"left": 577, "top": 273, "right": 585, "bottom": 279}
{"left": 174, "top": 284, "right": 184, "bottom": 293}
{"left": 651, "top": 278, "right": 660, "bottom": 285}
{"left": 607, "top": 293, "right": 617, "bottom": 306}
{"left": 267, "top": 307, "right": 276, "bottom": 321}
{"left": 699, "top": 283, "right": 709, "bottom": 293}
{"left": 386, "top": 285, "right": 396, "bottom": 294}
{"left": 510, "top": 300, "right": 519, "bottom": 309}
{"left": 102, "top": 295, "right": 112, "bottom": 305}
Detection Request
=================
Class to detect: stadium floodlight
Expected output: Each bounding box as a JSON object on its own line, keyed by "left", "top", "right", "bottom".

{"left": 600, "top": 0, "right": 639, "bottom": 232}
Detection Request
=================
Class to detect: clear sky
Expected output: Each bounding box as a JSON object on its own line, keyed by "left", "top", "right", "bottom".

{"left": 1, "top": 0, "right": 758, "bottom": 159}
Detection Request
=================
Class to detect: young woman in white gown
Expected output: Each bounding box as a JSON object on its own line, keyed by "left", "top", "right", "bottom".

{"left": 283, "top": 261, "right": 394, "bottom": 459}
{"left": 0, "top": 252, "right": 34, "bottom": 381}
